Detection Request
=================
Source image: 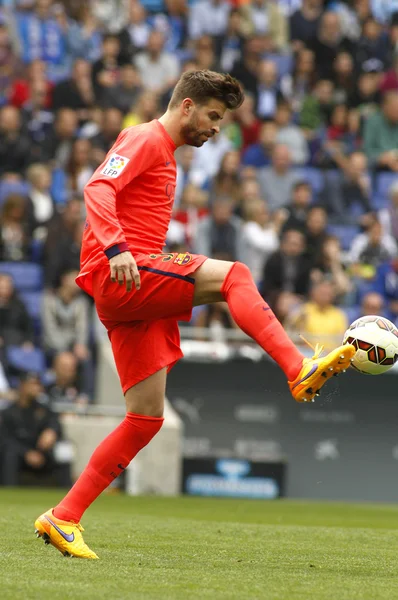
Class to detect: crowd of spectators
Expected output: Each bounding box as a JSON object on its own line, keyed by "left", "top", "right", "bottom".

{"left": 1, "top": 0, "right": 398, "bottom": 433}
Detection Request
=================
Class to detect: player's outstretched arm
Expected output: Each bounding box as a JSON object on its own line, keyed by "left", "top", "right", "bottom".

{"left": 109, "top": 251, "right": 140, "bottom": 292}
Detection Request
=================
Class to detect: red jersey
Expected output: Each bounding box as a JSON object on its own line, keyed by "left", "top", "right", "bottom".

{"left": 77, "top": 120, "right": 177, "bottom": 296}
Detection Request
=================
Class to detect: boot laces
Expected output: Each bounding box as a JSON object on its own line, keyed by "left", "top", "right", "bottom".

{"left": 299, "top": 334, "right": 324, "bottom": 359}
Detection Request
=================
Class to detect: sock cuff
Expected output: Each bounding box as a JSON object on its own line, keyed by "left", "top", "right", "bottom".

{"left": 126, "top": 412, "right": 164, "bottom": 423}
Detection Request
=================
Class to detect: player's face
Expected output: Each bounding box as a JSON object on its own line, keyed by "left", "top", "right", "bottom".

{"left": 181, "top": 99, "right": 226, "bottom": 147}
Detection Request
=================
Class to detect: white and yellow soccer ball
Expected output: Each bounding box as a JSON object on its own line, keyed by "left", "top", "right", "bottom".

{"left": 343, "top": 315, "right": 398, "bottom": 375}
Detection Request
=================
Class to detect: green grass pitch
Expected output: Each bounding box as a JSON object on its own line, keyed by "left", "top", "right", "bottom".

{"left": 1, "top": 489, "right": 398, "bottom": 600}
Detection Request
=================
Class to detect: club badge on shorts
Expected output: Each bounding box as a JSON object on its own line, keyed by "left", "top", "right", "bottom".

{"left": 174, "top": 252, "right": 192, "bottom": 265}
{"left": 101, "top": 153, "right": 130, "bottom": 178}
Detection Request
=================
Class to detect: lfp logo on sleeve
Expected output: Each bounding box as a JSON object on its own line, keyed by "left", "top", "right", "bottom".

{"left": 101, "top": 154, "right": 130, "bottom": 178}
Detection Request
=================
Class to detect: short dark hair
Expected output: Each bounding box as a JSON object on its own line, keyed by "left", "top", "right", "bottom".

{"left": 169, "top": 70, "right": 244, "bottom": 110}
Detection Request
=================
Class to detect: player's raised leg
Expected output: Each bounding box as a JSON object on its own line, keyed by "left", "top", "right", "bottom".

{"left": 193, "top": 259, "right": 355, "bottom": 403}
{"left": 35, "top": 367, "right": 166, "bottom": 559}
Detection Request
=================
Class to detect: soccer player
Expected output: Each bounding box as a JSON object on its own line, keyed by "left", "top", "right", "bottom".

{"left": 35, "top": 70, "right": 355, "bottom": 559}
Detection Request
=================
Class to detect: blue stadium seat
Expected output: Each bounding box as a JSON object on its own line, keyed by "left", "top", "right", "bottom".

{"left": 6, "top": 346, "right": 45, "bottom": 374}
{"left": 371, "top": 194, "right": 389, "bottom": 210}
{"left": 0, "top": 180, "right": 30, "bottom": 205}
{"left": 297, "top": 167, "right": 324, "bottom": 195}
{"left": 344, "top": 306, "right": 360, "bottom": 325}
{"left": 374, "top": 172, "right": 397, "bottom": 203}
{"left": 20, "top": 291, "right": 42, "bottom": 320}
{"left": 327, "top": 224, "right": 360, "bottom": 251}
{"left": 0, "top": 262, "right": 43, "bottom": 291}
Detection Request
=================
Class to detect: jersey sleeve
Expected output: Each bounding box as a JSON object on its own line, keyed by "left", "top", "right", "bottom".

{"left": 84, "top": 128, "right": 159, "bottom": 257}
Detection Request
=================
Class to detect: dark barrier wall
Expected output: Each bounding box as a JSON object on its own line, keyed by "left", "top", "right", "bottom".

{"left": 167, "top": 358, "right": 398, "bottom": 502}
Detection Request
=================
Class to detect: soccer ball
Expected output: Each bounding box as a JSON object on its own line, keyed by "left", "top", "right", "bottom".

{"left": 343, "top": 315, "right": 398, "bottom": 375}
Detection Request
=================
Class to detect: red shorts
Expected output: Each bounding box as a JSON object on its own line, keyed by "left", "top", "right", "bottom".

{"left": 91, "top": 252, "right": 208, "bottom": 393}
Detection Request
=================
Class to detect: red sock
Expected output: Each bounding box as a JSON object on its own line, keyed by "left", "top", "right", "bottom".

{"left": 221, "top": 262, "right": 304, "bottom": 380}
{"left": 53, "top": 412, "right": 163, "bottom": 523}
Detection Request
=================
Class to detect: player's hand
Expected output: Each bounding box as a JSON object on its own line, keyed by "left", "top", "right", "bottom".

{"left": 109, "top": 251, "right": 141, "bottom": 292}
{"left": 25, "top": 450, "right": 45, "bottom": 469}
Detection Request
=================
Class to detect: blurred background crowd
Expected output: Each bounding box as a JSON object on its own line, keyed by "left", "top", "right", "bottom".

{"left": 1, "top": 0, "right": 398, "bottom": 428}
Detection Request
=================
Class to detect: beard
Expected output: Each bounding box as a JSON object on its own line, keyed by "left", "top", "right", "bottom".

{"left": 180, "top": 113, "right": 212, "bottom": 147}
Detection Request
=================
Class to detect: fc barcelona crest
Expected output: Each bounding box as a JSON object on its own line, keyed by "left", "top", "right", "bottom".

{"left": 174, "top": 252, "right": 192, "bottom": 265}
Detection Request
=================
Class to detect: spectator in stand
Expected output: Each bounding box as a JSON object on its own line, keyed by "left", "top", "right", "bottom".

{"left": 51, "top": 59, "right": 94, "bottom": 119}
{"left": 0, "top": 273, "right": 34, "bottom": 349}
{"left": 44, "top": 220, "right": 83, "bottom": 289}
{"left": 21, "top": 79, "right": 54, "bottom": 148}
{"left": 90, "top": 0, "right": 130, "bottom": 34}
{"left": 239, "top": 0, "right": 288, "bottom": 53}
{"left": 61, "top": 3, "right": 102, "bottom": 65}
{"left": 380, "top": 55, "right": 398, "bottom": 93}
{"left": 354, "top": 16, "right": 389, "bottom": 69}
{"left": 256, "top": 59, "right": 282, "bottom": 120}
{"left": 9, "top": 60, "right": 52, "bottom": 110}
{"left": 0, "top": 22, "right": 21, "bottom": 106}
{"left": 42, "top": 269, "right": 91, "bottom": 391}
{"left": 119, "top": 1, "right": 151, "bottom": 62}
{"left": 348, "top": 63, "right": 382, "bottom": 119}
{"left": 123, "top": 90, "right": 160, "bottom": 128}
{"left": 92, "top": 34, "right": 124, "bottom": 104}
{"left": 43, "top": 197, "right": 83, "bottom": 288}
{"left": 379, "top": 181, "right": 398, "bottom": 242}
{"left": 274, "top": 100, "right": 309, "bottom": 165}
{"left": 304, "top": 204, "right": 328, "bottom": 262}
{"left": 373, "top": 258, "right": 398, "bottom": 322}
{"left": 173, "top": 183, "right": 209, "bottom": 248}
{"left": 257, "top": 144, "right": 300, "bottom": 211}
{"left": 261, "top": 228, "right": 312, "bottom": 311}
{"left": 332, "top": 51, "right": 356, "bottom": 104}
{"left": 233, "top": 93, "right": 261, "bottom": 152}
{"left": 15, "top": 0, "right": 67, "bottom": 83}
{"left": 91, "top": 107, "right": 123, "bottom": 160}
{"left": 280, "top": 48, "right": 317, "bottom": 113}
{"left": 241, "top": 198, "right": 280, "bottom": 284}
{"left": 25, "top": 163, "right": 55, "bottom": 230}
{"left": 330, "top": 0, "right": 372, "bottom": 42}
{"left": 363, "top": 91, "right": 398, "bottom": 171}
{"left": 311, "top": 235, "right": 352, "bottom": 301}
{"left": 192, "top": 126, "right": 233, "bottom": 180}
{"left": 174, "top": 146, "right": 208, "bottom": 208}
{"left": 231, "top": 35, "right": 262, "bottom": 97}
{"left": 282, "top": 180, "right": 312, "bottom": 233}
{"left": 211, "top": 150, "right": 241, "bottom": 203}
{"left": 309, "top": 11, "right": 354, "bottom": 80}
{"left": 35, "top": 107, "right": 77, "bottom": 167}
{"left": 218, "top": 9, "right": 243, "bottom": 73}
{"left": 299, "top": 78, "right": 335, "bottom": 136}
{"left": 188, "top": 0, "right": 230, "bottom": 40}
{"left": 134, "top": 30, "right": 179, "bottom": 98}
{"left": 241, "top": 120, "right": 278, "bottom": 168}
{"left": 360, "top": 290, "right": 386, "bottom": 318}
{"left": 152, "top": 0, "right": 189, "bottom": 54}
{"left": 193, "top": 35, "right": 220, "bottom": 73}
{"left": 321, "top": 151, "right": 373, "bottom": 226}
{"left": 0, "top": 371, "right": 71, "bottom": 487}
{"left": 100, "top": 64, "right": 142, "bottom": 113}
{"left": 46, "top": 351, "right": 89, "bottom": 406}
{"left": 286, "top": 279, "right": 348, "bottom": 350}
{"left": 60, "top": 138, "right": 95, "bottom": 198}
{"left": 193, "top": 196, "right": 242, "bottom": 262}
{"left": 289, "top": 0, "right": 323, "bottom": 51}
{"left": 0, "top": 194, "right": 33, "bottom": 262}
{"left": 0, "top": 105, "right": 32, "bottom": 176}
{"left": 348, "top": 218, "right": 398, "bottom": 274}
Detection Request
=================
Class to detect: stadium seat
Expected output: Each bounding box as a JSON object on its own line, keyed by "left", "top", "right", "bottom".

{"left": 374, "top": 172, "right": 397, "bottom": 203}
{"left": 0, "top": 262, "right": 43, "bottom": 291}
{"left": 344, "top": 306, "right": 360, "bottom": 325}
{"left": 6, "top": 346, "right": 46, "bottom": 375}
{"left": 327, "top": 224, "right": 360, "bottom": 251}
{"left": 297, "top": 167, "right": 325, "bottom": 195}
{"left": 0, "top": 180, "right": 30, "bottom": 205}
{"left": 20, "top": 290, "right": 42, "bottom": 320}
